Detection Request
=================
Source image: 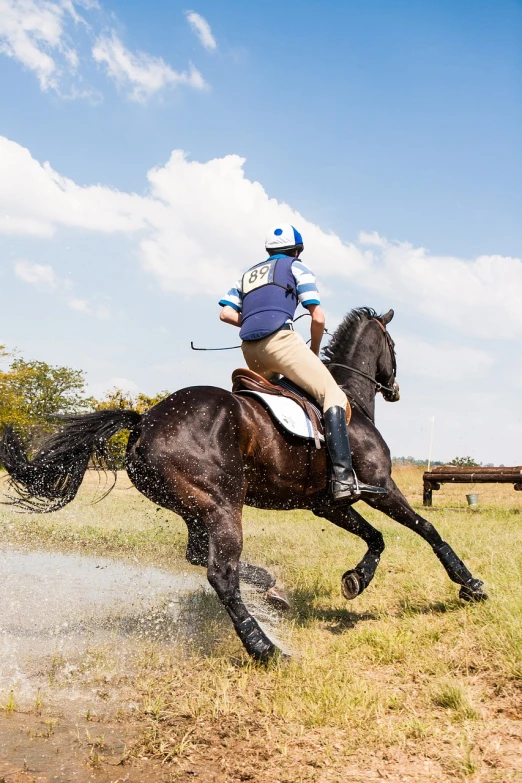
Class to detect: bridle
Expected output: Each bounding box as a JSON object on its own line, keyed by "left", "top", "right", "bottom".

{"left": 326, "top": 319, "right": 397, "bottom": 395}
{"left": 326, "top": 361, "right": 397, "bottom": 395}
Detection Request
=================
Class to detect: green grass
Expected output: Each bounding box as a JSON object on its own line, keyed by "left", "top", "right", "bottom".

{"left": 0, "top": 466, "right": 521, "bottom": 781}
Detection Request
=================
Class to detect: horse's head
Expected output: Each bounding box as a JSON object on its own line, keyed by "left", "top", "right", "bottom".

{"left": 323, "top": 306, "right": 400, "bottom": 410}
{"left": 375, "top": 309, "right": 400, "bottom": 403}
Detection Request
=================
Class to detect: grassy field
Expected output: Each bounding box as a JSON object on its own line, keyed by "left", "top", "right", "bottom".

{"left": 0, "top": 465, "right": 521, "bottom": 782}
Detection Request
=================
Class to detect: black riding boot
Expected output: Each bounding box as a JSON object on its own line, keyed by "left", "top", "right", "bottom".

{"left": 324, "top": 406, "right": 387, "bottom": 502}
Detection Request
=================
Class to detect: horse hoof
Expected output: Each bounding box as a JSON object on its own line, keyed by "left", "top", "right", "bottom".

{"left": 341, "top": 570, "right": 362, "bottom": 601}
{"left": 264, "top": 585, "right": 290, "bottom": 612}
{"left": 459, "top": 581, "right": 488, "bottom": 602}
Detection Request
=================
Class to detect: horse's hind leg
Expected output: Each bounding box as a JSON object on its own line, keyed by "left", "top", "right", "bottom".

{"left": 365, "top": 482, "right": 487, "bottom": 601}
{"left": 185, "top": 516, "right": 209, "bottom": 566}
{"left": 185, "top": 517, "right": 289, "bottom": 610}
{"left": 314, "top": 505, "right": 385, "bottom": 600}
{"left": 206, "top": 504, "right": 278, "bottom": 662}
{"left": 185, "top": 518, "right": 273, "bottom": 583}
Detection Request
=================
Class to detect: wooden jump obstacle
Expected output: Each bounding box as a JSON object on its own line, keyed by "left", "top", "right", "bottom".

{"left": 422, "top": 465, "right": 522, "bottom": 506}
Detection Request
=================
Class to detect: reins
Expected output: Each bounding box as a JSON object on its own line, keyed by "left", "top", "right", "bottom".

{"left": 325, "top": 362, "right": 397, "bottom": 395}
{"left": 346, "top": 392, "right": 375, "bottom": 423}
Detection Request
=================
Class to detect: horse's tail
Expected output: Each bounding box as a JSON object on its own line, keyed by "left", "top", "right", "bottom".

{"left": 0, "top": 409, "right": 142, "bottom": 513}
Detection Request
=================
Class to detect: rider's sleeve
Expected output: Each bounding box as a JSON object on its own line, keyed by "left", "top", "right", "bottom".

{"left": 219, "top": 278, "right": 243, "bottom": 312}
{"left": 291, "top": 261, "right": 321, "bottom": 307}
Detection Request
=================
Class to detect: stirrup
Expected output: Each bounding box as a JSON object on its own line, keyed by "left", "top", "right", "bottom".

{"left": 331, "top": 471, "right": 387, "bottom": 502}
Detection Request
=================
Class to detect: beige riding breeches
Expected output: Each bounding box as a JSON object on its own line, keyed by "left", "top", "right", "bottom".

{"left": 241, "top": 329, "right": 347, "bottom": 412}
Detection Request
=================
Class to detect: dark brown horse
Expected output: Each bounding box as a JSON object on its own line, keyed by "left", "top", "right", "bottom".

{"left": 0, "top": 308, "right": 486, "bottom": 661}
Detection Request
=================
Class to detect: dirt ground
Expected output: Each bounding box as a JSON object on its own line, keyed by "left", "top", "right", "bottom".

{"left": 1, "top": 695, "right": 522, "bottom": 782}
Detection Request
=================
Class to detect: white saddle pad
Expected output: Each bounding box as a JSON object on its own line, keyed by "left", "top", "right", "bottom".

{"left": 236, "top": 391, "right": 324, "bottom": 442}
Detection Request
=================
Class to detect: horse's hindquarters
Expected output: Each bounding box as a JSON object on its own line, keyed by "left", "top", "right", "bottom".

{"left": 125, "top": 386, "right": 249, "bottom": 514}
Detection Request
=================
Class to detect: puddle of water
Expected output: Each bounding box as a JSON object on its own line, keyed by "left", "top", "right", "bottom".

{"left": 0, "top": 547, "right": 209, "bottom": 698}
{"left": 0, "top": 546, "right": 290, "bottom": 703}
{"left": 0, "top": 546, "right": 290, "bottom": 781}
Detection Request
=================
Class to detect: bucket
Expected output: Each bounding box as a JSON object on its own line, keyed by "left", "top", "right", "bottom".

{"left": 466, "top": 493, "right": 479, "bottom": 507}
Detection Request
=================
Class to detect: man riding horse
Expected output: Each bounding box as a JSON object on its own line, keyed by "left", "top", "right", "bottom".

{"left": 0, "top": 230, "right": 487, "bottom": 661}
{"left": 219, "top": 224, "right": 386, "bottom": 503}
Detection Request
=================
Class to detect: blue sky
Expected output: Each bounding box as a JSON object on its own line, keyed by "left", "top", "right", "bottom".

{"left": 0, "top": 0, "right": 521, "bottom": 464}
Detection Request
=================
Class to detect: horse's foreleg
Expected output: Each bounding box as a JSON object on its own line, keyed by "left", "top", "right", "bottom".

{"left": 206, "top": 508, "right": 279, "bottom": 661}
{"left": 315, "top": 505, "right": 385, "bottom": 599}
{"left": 365, "top": 483, "right": 487, "bottom": 601}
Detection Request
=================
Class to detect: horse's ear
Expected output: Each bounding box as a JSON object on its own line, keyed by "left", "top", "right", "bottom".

{"left": 380, "top": 309, "right": 394, "bottom": 326}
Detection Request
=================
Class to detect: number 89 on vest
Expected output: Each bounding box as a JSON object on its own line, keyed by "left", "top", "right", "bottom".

{"left": 242, "top": 261, "right": 274, "bottom": 295}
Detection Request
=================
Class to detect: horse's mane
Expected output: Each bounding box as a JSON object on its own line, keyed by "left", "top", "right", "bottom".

{"left": 323, "top": 307, "right": 380, "bottom": 365}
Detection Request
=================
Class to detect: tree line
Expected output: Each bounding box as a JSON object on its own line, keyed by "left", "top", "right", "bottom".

{"left": 392, "top": 456, "right": 482, "bottom": 467}
{"left": 0, "top": 345, "right": 168, "bottom": 467}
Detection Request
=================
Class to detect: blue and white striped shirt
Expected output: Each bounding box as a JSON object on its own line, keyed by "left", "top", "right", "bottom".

{"left": 219, "top": 259, "right": 320, "bottom": 313}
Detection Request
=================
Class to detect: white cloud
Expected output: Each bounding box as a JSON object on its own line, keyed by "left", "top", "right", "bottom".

{"left": 0, "top": 135, "right": 159, "bottom": 237}
{"left": 108, "top": 376, "right": 139, "bottom": 392}
{"left": 87, "top": 376, "right": 140, "bottom": 398}
{"left": 14, "top": 259, "right": 58, "bottom": 289}
{"left": 67, "top": 297, "right": 110, "bottom": 319}
{"left": 92, "top": 31, "right": 206, "bottom": 101}
{"left": 0, "top": 0, "right": 88, "bottom": 92}
{"left": 356, "top": 237, "right": 522, "bottom": 339}
{"left": 394, "top": 334, "right": 494, "bottom": 382}
{"left": 186, "top": 10, "right": 216, "bottom": 51}
{"left": 13, "top": 257, "right": 110, "bottom": 319}
{"left": 67, "top": 296, "right": 89, "bottom": 312}
{"left": 139, "top": 150, "right": 366, "bottom": 296}
{"left": 1, "top": 135, "right": 521, "bottom": 342}
{"left": 0, "top": 2, "right": 205, "bottom": 100}
{"left": 358, "top": 230, "right": 386, "bottom": 247}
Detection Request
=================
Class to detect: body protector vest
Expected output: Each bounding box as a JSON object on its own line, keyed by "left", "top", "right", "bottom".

{"left": 239, "top": 254, "right": 298, "bottom": 341}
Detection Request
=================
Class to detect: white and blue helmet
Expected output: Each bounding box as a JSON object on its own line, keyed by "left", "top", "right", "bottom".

{"left": 265, "top": 224, "right": 304, "bottom": 253}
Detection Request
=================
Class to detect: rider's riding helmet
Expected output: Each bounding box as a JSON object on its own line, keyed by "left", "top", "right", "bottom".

{"left": 265, "top": 224, "right": 304, "bottom": 256}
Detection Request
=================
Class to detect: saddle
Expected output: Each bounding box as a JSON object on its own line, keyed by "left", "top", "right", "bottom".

{"left": 232, "top": 369, "right": 351, "bottom": 449}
